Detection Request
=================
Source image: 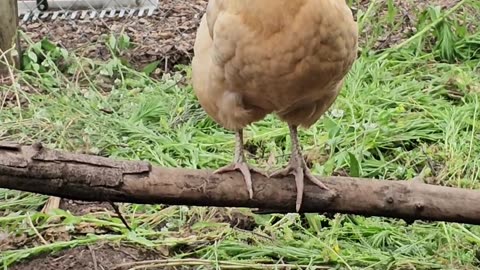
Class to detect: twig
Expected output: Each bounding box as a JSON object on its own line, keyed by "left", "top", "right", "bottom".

{"left": 109, "top": 201, "right": 132, "bottom": 231}
{"left": 88, "top": 245, "right": 99, "bottom": 270}
{"left": 0, "top": 47, "right": 22, "bottom": 116}
{"left": 26, "top": 213, "right": 49, "bottom": 245}
{"left": 422, "top": 145, "right": 438, "bottom": 178}
{"left": 232, "top": 227, "right": 274, "bottom": 241}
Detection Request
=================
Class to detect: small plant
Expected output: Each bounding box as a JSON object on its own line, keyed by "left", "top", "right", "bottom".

{"left": 21, "top": 38, "right": 70, "bottom": 74}
{"left": 416, "top": 5, "right": 480, "bottom": 62}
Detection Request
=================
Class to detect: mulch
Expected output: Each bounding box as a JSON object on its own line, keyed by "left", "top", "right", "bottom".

{"left": 19, "top": 0, "right": 208, "bottom": 74}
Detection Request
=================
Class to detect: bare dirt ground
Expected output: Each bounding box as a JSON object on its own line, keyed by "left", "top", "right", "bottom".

{"left": 9, "top": 243, "right": 160, "bottom": 270}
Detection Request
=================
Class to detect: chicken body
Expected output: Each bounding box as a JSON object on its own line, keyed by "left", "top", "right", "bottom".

{"left": 192, "top": 0, "right": 358, "bottom": 211}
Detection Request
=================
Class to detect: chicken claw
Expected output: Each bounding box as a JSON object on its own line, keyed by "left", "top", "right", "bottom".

{"left": 214, "top": 161, "right": 267, "bottom": 199}
{"left": 270, "top": 124, "right": 330, "bottom": 212}
{"left": 213, "top": 129, "right": 268, "bottom": 199}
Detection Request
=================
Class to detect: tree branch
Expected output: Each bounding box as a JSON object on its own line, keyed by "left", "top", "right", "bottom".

{"left": 1, "top": 141, "right": 479, "bottom": 225}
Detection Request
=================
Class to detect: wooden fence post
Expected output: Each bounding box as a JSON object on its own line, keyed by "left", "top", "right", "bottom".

{"left": 0, "top": 0, "right": 21, "bottom": 75}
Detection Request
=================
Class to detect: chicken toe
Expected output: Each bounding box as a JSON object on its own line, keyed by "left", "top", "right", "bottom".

{"left": 213, "top": 129, "right": 267, "bottom": 199}
{"left": 270, "top": 124, "right": 329, "bottom": 212}
{"left": 214, "top": 161, "right": 265, "bottom": 199}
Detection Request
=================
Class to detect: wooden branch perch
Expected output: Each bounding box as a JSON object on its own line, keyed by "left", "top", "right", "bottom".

{"left": 1, "top": 141, "right": 479, "bottom": 225}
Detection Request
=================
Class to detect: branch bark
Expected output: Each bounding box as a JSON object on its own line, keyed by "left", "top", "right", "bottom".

{"left": 1, "top": 141, "right": 479, "bottom": 225}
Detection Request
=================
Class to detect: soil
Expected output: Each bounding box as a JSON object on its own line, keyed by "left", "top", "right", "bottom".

{"left": 60, "top": 199, "right": 115, "bottom": 216}
{"left": 8, "top": 243, "right": 164, "bottom": 270}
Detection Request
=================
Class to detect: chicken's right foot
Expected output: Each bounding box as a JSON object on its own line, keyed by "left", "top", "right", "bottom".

{"left": 213, "top": 129, "right": 268, "bottom": 199}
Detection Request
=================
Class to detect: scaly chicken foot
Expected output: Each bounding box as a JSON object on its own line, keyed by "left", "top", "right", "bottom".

{"left": 270, "top": 124, "right": 330, "bottom": 212}
{"left": 214, "top": 129, "right": 268, "bottom": 199}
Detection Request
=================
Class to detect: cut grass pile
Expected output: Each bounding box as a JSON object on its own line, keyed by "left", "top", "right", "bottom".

{"left": 1, "top": 0, "right": 480, "bottom": 269}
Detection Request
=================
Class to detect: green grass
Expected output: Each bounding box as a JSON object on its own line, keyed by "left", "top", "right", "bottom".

{"left": 1, "top": 0, "right": 480, "bottom": 269}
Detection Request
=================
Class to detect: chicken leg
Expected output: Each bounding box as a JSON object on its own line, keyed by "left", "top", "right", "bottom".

{"left": 214, "top": 129, "right": 267, "bottom": 199}
{"left": 270, "top": 124, "right": 330, "bottom": 212}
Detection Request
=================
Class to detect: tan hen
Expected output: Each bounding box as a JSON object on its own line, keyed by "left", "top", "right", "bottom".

{"left": 192, "top": 0, "right": 358, "bottom": 211}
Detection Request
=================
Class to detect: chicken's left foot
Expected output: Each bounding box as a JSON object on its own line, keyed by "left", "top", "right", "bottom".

{"left": 270, "top": 124, "right": 330, "bottom": 212}
{"left": 270, "top": 152, "right": 329, "bottom": 212}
